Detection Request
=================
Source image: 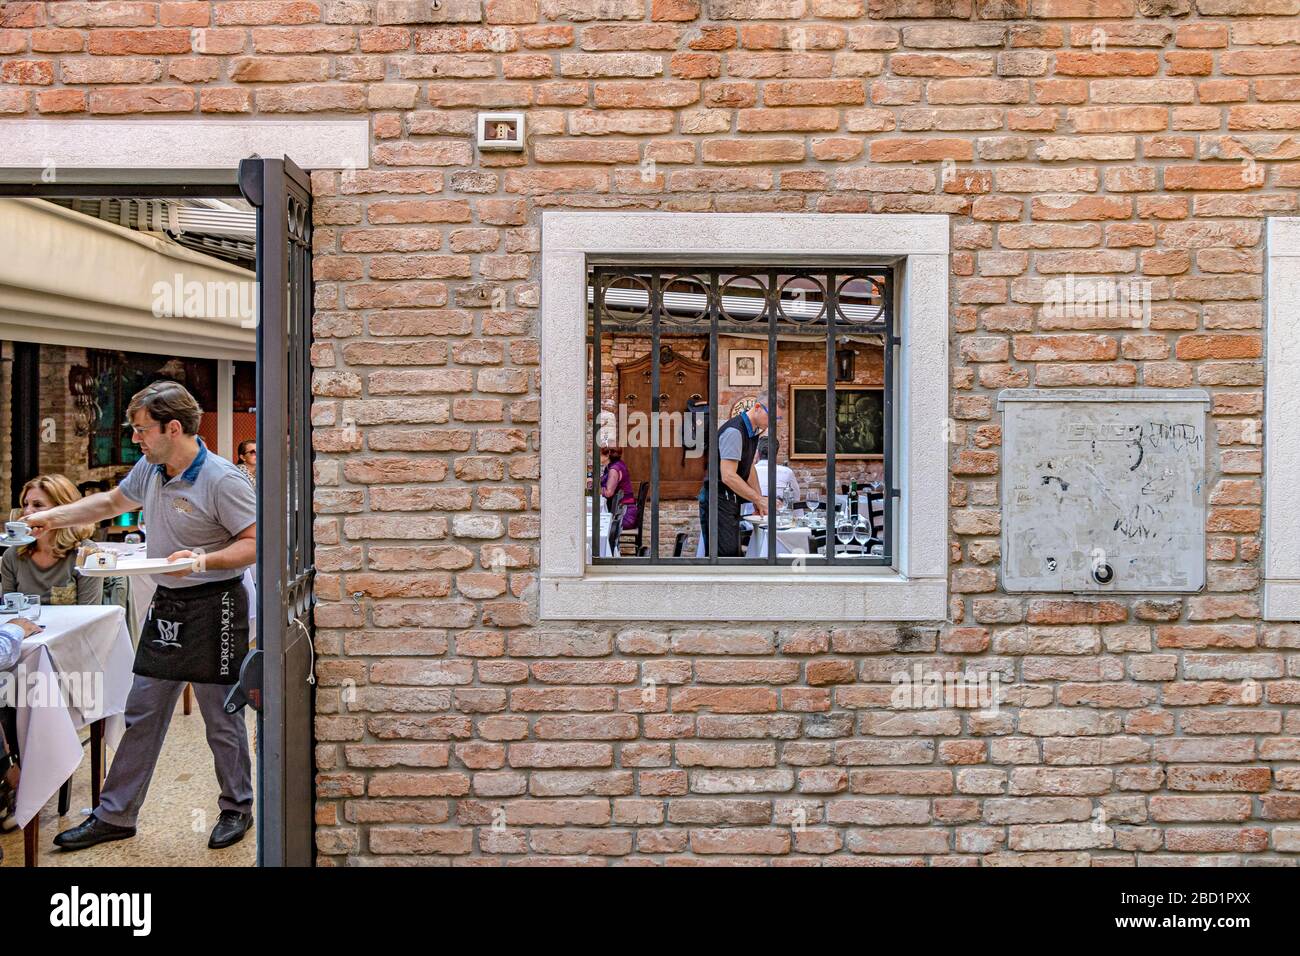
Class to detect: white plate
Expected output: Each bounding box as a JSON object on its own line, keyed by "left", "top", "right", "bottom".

{"left": 0, "top": 535, "right": 36, "bottom": 548}
{"left": 742, "top": 519, "right": 795, "bottom": 530}
{"left": 76, "top": 557, "right": 195, "bottom": 577}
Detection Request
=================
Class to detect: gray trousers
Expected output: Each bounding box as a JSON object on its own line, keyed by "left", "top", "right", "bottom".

{"left": 94, "top": 674, "right": 252, "bottom": 829}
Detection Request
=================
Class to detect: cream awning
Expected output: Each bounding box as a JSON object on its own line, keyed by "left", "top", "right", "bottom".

{"left": 0, "top": 197, "right": 256, "bottom": 361}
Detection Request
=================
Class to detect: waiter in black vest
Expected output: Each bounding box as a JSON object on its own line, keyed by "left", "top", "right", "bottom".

{"left": 698, "top": 399, "right": 771, "bottom": 556}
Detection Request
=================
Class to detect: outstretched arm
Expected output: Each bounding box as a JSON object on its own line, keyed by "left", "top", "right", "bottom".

{"left": 24, "top": 487, "right": 137, "bottom": 534}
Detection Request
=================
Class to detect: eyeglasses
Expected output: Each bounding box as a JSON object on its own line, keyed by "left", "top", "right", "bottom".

{"left": 122, "top": 421, "right": 163, "bottom": 436}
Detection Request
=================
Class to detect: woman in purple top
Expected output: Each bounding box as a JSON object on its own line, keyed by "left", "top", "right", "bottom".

{"left": 600, "top": 446, "right": 639, "bottom": 530}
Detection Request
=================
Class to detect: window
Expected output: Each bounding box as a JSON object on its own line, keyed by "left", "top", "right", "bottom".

{"left": 87, "top": 350, "right": 218, "bottom": 468}
{"left": 586, "top": 265, "right": 895, "bottom": 567}
{"left": 540, "top": 212, "right": 949, "bottom": 622}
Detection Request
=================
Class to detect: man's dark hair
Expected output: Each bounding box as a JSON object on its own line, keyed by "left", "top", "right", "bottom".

{"left": 126, "top": 380, "right": 203, "bottom": 436}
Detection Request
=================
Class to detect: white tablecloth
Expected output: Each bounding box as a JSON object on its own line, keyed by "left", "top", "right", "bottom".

{"left": 694, "top": 521, "right": 812, "bottom": 557}
{"left": 11, "top": 604, "right": 134, "bottom": 828}
{"left": 584, "top": 510, "right": 613, "bottom": 559}
{"left": 745, "top": 523, "right": 812, "bottom": 557}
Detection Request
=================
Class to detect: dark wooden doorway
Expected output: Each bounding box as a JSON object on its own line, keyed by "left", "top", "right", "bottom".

{"left": 615, "top": 345, "right": 708, "bottom": 499}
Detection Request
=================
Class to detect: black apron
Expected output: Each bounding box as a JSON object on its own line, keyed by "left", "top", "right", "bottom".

{"left": 698, "top": 413, "right": 759, "bottom": 557}
{"left": 135, "top": 577, "right": 248, "bottom": 685}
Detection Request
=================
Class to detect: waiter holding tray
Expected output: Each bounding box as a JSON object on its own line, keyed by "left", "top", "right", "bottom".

{"left": 25, "top": 380, "right": 257, "bottom": 852}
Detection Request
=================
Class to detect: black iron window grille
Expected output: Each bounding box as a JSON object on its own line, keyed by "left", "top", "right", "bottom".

{"left": 587, "top": 264, "right": 897, "bottom": 567}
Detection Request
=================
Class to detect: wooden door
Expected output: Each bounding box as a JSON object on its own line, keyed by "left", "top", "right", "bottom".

{"left": 616, "top": 345, "right": 708, "bottom": 499}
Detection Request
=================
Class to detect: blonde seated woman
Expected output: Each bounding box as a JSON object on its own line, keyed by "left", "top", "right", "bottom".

{"left": 1, "top": 475, "right": 103, "bottom": 606}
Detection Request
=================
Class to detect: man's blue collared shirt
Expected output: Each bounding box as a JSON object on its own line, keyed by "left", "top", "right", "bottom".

{"left": 155, "top": 437, "right": 208, "bottom": 484}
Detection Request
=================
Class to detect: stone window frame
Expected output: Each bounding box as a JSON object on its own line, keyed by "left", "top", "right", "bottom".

{"left": 538, "top": 212, "right": 949, "bottom": 622}
{"left": 1264, "top": 217, "right": 1300, "bottom": 619}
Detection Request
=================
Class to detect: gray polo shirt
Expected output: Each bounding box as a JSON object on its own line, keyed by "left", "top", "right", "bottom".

{"left": 117, "top": 438, "right": 257, "bottom": 590}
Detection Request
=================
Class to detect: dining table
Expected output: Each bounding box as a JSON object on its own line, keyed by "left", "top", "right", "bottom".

{"left": 584, "top": 505, "right": 614, "bottom": 559}
{"left": 693, "top": 519, "right": 813, "bottom": 557}
{"left": 9, "top": 603, "right": 134, "bottom": 865}
{"left": 742, "top": 519, "right": 813, "bottom": 557}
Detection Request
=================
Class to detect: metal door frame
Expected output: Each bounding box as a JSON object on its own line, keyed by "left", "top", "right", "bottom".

{"left": 0, "top": 168, "right": 316, "bottom": 866}
{"left": 239, "top": 157, "right": 316, "bottom": 867}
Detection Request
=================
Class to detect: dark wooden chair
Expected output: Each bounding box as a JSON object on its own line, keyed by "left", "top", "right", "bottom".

{"left": 865, "top": 487, "right": 886, "bottom": 538}
{"left": 76, "top": 480, "right": 108, "bottom": 499}
{"left": 617, "top": 482, "right": 649, "bottom": 556}
{"left": 672, "top": 532, "right": 688, "bottom": 557}
{"left": 607, "top": 501, "right": 627, "bottom": 557}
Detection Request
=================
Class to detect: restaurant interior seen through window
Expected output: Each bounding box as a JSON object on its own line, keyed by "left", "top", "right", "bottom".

{"left": 586, "top": 265, "right": 896, "bottom": 566}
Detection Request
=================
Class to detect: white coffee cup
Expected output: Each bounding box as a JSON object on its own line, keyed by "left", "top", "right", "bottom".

{"left": 5, "top": 520, "right": 30, "bottom": 540}
{"left": 86, "top": 551, "right": 117, "bottom": 570}
{"left": 2, "top": 592, "right": 28, "bottom": 612}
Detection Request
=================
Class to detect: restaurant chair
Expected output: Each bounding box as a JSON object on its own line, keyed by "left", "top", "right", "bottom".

{"left": 102, "top": 574, "right": 129, "bottom": 615}
{"left": 865, "top": 488, "right": 886, "bottom": 538}
{"left": 607, "top": 501, "right": 627, "bottom": 557}
{"left": 617, "top": 482, "right": 649, "bottom": 556}
{"left": 672, "top": 532, "right": 688, "bottom": 557}
{"left": 76, "top": 480, "right": 108, "bottom": 499}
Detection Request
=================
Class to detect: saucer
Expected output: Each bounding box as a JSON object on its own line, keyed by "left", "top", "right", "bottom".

{"left": 0, "top": 535, "right": 35, "bottom": 548}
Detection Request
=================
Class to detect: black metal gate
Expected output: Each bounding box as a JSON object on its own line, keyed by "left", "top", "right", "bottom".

{"left": 239, "top": 157, "right": 316, "bottom": 867}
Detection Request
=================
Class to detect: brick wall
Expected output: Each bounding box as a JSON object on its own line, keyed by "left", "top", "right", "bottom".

{"left": 5, "top": 0, "right": 1300, "bottom": 864}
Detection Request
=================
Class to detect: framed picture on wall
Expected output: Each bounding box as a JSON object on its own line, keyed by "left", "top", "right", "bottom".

{"left": 728, "top": 349, "right": 762, "bottom": 386}
{"left": 789, "top": 384, "right": 885, "bottom": 459}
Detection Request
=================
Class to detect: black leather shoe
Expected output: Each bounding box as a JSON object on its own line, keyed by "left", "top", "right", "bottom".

{"left": 209, "top": 810, "right": 252, "bottom": 849}
{"left": 53, "top": 814, "right": 136, "bottom": 851}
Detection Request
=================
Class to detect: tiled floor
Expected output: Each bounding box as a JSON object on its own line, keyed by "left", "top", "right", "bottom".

{"left": 1, "top": 696, "right": 257, "bottom": 867}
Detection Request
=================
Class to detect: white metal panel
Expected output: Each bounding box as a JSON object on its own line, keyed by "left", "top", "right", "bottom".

{"left": 999, "top": 388, "right": 1210, "bottom": 593}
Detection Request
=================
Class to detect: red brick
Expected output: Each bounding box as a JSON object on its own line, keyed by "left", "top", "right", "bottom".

{"left": 89, "top": 87, "right": 196, "bottom": 113}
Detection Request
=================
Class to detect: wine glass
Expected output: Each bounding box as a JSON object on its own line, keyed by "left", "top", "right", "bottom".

{"left": 835, "top": 518, "right": 853, "bottom": 553}
{"left": 807, "top": 491, "right": 821, "bottom": 526}
{"left": 853, "top": 517, "right": 871, "bottom": 552}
